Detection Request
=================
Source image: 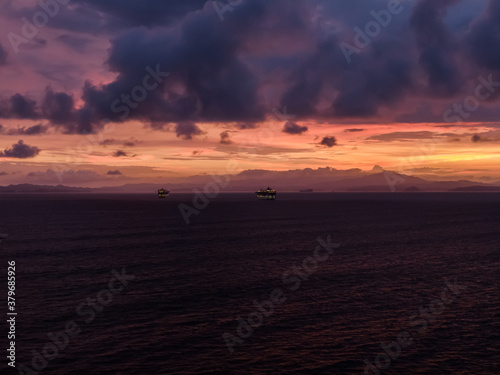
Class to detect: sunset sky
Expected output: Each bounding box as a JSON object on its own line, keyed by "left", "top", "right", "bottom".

{"left": 1, "top": 0, "right": 500, "bottom": 187}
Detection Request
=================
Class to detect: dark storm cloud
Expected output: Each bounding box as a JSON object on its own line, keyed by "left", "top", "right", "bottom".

{"left": 107, "top": 170, "right": 122, "bottom": 175}
{"left": 283, "top": 121, "right": 308, "bottom": 135}
{"left": 410, "top": 0, "right": 461, "bottom": 97}
{"left": 72, "top": 1, "right": 269, "bottom": 130}
{"left": 2, "top": 0, "right": 500, "bottom": 129}
{"left": 280, "top": 4, "right": 414, "bottom": 119}
{"left": 278, "top": 0, "right": 491, "bottom": 120}
{"left": 280, "top": 67, "right": 323, "bottom": 117}
{"left": 0, "top": 140, "right": 40, "bottom": 158}
{"left": 175, "top": 122, "right": 204, "bottom": 140}
{"left": 9, "top": 95, "right": 37, "bottom": 118}
{"left": 42, "top": 88, "right": 76, "bottom": 125}
{"left": 2, "top": 94, "right": 40, "bottom": 120}
{"left": 63, "top": 0, "right": 311, "bottom": 131}
{"left": 220, "top": 130, "right": 232, "bottom": 144}
{"left": 22, "top": 1, "right": 405, "bottom": 123}
{"left": 38, "top": 88, "right": 95, "bottom": 134}
{"left": 277, "top": 0, "right": 487, "bottom": 120}
{"left": 0, "top": 124, "right": 47, "bottom": 135}
{"left": 466, "top": 1, "right": 500, "bottom": 72}
{"left": 319, "top": 136, "right": 337, "bottom": 147}
{"left": 0, "top": 44, "right": 7, "bottom": 65}
{"left": 331, "top": 55, "right": 413, "bottom": 118}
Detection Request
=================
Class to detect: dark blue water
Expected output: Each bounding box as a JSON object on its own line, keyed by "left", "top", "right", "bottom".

{"left": 1, "top": 193, "right": 499, "bottom": 374}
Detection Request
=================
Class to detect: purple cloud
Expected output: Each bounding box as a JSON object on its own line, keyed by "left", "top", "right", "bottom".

{"left": 175, "top": 122, "right": 204, "bottom": 140}
{"left": 113, "top": 150, "right": 127, "bottom": 157}
{"left": 283, "top": 121, "right": 308, "bottom": 135}
{"left": 0, "top": 140, "right": 40, "bottom": 158}
{"left": 319, "top": 136, "right": 338, "bottom": 147}
{"left": 220, "top": 130, "right": 232, "bottom": 144}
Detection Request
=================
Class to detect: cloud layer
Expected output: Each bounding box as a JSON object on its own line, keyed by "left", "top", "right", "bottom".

{"left": 1, "top": 0, "right": 499, "bottom": 135}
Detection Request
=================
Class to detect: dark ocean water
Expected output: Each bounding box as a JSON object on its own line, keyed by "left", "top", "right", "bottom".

{"left": 1, "top": 193, "right": 499, "bottom": 374}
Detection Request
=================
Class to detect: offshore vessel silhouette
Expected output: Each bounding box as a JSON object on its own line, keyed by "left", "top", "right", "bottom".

{"left": 255, "top": 187, "right": 276, "bottom": 200}
{"left": 158, "top": 188, "right": 169, "bottom": 198}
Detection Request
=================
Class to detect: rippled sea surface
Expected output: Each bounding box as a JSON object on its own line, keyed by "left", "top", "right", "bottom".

{"left": 1, "top": 193, "right": 499, "bottom": 374}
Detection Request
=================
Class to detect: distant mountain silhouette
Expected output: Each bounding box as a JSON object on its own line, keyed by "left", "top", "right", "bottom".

{"left": 1, "top": 168, "right": 498, "bottom": 193}
{"left": 0, "top": 184, "right": 91, "bottom": 193}
{"left": 450, "top": 186, "right": 500, "bottom": 192}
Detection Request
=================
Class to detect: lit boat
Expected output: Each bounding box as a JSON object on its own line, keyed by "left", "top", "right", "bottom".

{"left": 158, "top": 188, "right": 169, "bottom": 198}
{"left": 255, "top": 187, "right": 276, "bottom": 200}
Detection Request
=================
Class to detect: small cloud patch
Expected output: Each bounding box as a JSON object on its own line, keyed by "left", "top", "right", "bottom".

{"left": 0, "top": 140, "right": 40, "bottom": 158}
{"left": 175, "top": 122, "right": 204, "bottom": 140}
{"left": 113, "top": 150, "right": 127, "bottom": 157}
{"left": 344, "top": 128, "right": 365, "bottom": 133}
{"left": 220, "top": 131, "right": 232, "bottom": 144}
{"left": 319, "top": 136, "right": 337, "bottom": 147}
{"left": 283, "top": 121, "right": 308, "bottom": 135}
